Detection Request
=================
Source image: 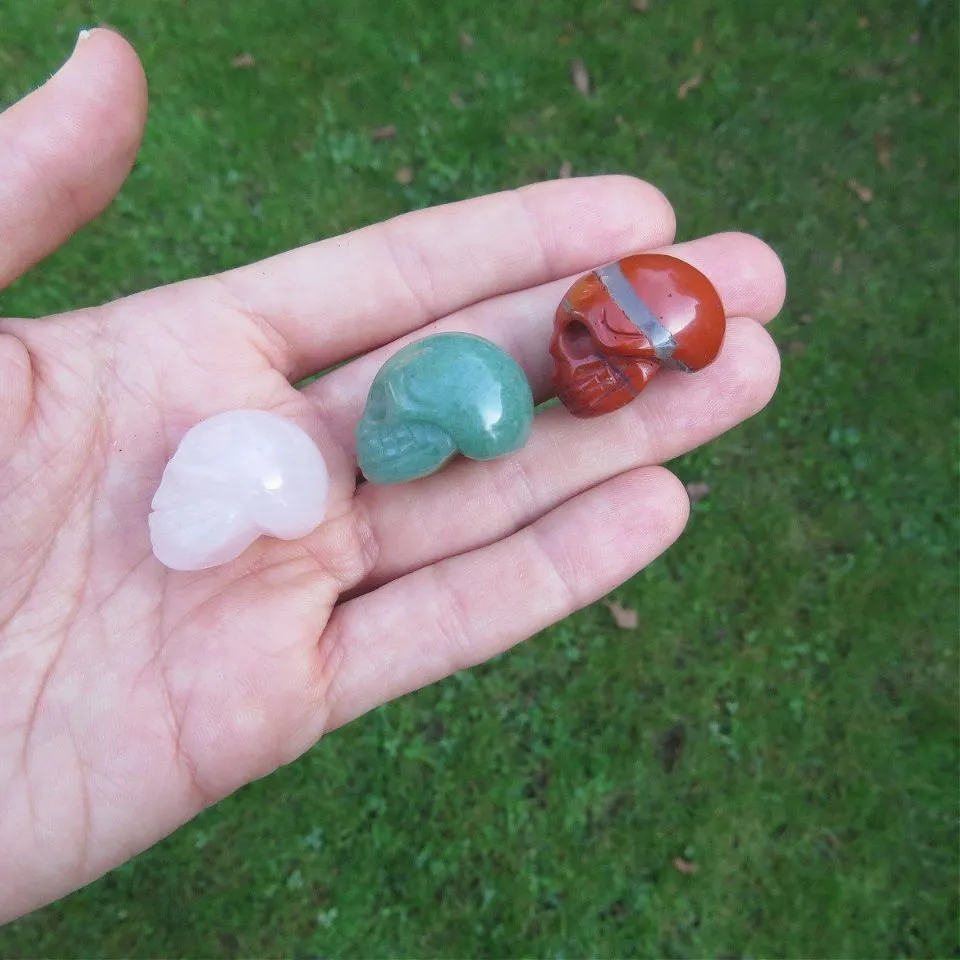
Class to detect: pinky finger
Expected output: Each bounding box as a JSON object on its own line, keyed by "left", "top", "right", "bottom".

{"left": 321, "top": 466, "right": 690, "bottom": 732}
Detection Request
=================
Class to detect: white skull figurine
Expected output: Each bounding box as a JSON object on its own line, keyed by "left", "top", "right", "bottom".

{"left": 149, "top": 410, "right": 329, "bottom": 571}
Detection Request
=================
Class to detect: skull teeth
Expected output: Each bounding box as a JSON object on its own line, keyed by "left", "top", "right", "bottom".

{"left": 371, "top": 424, "right": 420, "bottom": 461}
{"left": 575, "top": 364, "right": 626, "bottom": 396}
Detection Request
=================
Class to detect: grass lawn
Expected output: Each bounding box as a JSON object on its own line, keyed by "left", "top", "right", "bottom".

{"left": 1, "top": 0, "right": 957, "bottom": 956}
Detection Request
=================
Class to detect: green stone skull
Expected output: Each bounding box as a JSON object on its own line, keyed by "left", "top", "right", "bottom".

{"left": 355, "top": 333, "right": 534, "bottom": 484}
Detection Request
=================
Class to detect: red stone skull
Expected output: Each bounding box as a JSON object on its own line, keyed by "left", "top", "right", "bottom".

{"left": 550, "top": 254, "right": 726, "bottom": 418}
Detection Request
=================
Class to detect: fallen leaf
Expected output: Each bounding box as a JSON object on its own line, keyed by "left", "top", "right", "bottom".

{"left": 909, "top": 30, "right": 920, "bottom": 45}
{"left": 603, "top": 599, "right": 639, "bottom": 630}
{"left": 571, "top": 58, "right": 591, "bottom": 95}
{"left": 799, "top": 313, "right": 814, "bottom": 325}
{"left": 909, "top": 90, "right": 923, "bottom": 106}
{"left": 857, "top": 214, "right": 869, "bottom": 229}
{"left": 840, "top": 61, "right": 879, "bottom": 80}
{"left": 632, "top": 0, "right": 650, "bottom": 10}
{"left": 857, "top": 15, "right": 869, "bottom": 28}
{"left": 693, "top": 37, "right": 703, "bottom": 54}
{"left": 677, "top": 74, "right": 702, "bottom": 99}
{"left": 873, "top": 131, "right": 892, "bottom": 169}
{"left": 449, "top": 91, "right": 466, "bottom": 109}
{"left": 460, "top": 30, "right": 474, "bottom": 49}
{"left": 686, "top": 481, "right": 710, "bottom": 504}
{"left": 657, "top": 722, "right": 686, "bottom": 773}
{"left": 787, "top": 340, "right": 806, "bottom": 356}
{"left": 371, "top": 124, "right": 397, "bottom": 142}
{"left": 395, "top": 167, "right": 414, "bottom": 185}
{"left": 231, "top": 52, "right": 256, "bottom": 68}
{"left": 674, "top": 857, "right": 699, "bottom": 875}
{"left": 847, "top": 178, "right": 873, "bottom": 203}
{"left": 832, "top": 254, "right": 844, "bottom": 274}
{"left": 558, "top": 161, "right": 573, "bottom": 178}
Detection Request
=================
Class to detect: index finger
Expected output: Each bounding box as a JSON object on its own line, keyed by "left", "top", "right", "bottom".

{"left": 211, "top": 176, "right": 677, "bottom": 380}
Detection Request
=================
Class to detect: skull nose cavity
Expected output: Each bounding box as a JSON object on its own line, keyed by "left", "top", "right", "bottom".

{"left": 362, "top": 381, "right": 389, "bottom": 422}
{"left": 560, "top": 319, "right": 595, "bottom": 359}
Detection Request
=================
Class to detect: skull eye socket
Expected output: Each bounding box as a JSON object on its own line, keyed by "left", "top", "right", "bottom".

{"left": 561, "top": 321, "right": 595, "bottom": 360}
{"left": 364, "top": 381, "right": 389, "bottom": 422}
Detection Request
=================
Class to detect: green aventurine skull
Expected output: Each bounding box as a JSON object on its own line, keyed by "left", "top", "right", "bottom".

{"left": 356, "top": 333, "right": 535, "bottom": 484}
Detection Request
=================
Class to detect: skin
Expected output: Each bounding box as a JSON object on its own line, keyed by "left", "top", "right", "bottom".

{"left": 0, "top": 29, "right": 785, "bottom": 922}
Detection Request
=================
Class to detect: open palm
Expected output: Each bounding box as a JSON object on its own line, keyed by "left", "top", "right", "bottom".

{"left": 0, "top": 31, "right": 785, "bottom": 921}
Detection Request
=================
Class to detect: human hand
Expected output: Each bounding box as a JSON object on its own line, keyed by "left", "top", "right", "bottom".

{"left": 0, "top": 30, "right": 785, "bottom": 921}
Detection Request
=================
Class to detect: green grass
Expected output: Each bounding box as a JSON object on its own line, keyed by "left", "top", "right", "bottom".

{"left": 1, "top": 0, "right": 957, "bottom": 956}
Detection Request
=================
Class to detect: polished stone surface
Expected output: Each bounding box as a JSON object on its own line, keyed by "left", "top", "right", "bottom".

{"left": 551, "top": 253, "right": 726, "bottom": 417}
{"left": 356, "top": 333, "right": 534, "bottom": 484}
{"left": 149, "top": 410, "right": 329, "bottom": 571}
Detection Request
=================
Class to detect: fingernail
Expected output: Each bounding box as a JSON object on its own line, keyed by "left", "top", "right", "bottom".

{"left": 53, "top": 29, "right": 92, "bottom": 77}
{"left": 74, "top": 27, "right": 93, "bottom": 51}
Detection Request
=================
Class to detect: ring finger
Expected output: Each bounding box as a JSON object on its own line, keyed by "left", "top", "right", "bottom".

{"left": 305, "top": 231, "right": 785, "bottom": 454}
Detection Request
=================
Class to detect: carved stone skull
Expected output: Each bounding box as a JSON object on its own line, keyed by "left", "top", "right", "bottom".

{"left": 149, "top": 410, "right": 329, "bottom": 571}
{"left": 355, "top": 333, "right": 534, "bottom": 484}
{"left": 550, "top": 253, "right": 726, "bottom": 418}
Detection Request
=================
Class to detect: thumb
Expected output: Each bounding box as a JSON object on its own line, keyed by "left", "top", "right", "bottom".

{"left": 0, "top": 27, "right": 148, "bottom": 290}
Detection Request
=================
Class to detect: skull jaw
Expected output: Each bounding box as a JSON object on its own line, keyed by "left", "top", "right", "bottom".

{"left": 356, "top": 420, "right": 458, "bottom": 484}
{"left": 149, "top": 498, "right": 260, "bottom": 571}
{"left": 553, "top": 355, "right": 661, "bottom": 418}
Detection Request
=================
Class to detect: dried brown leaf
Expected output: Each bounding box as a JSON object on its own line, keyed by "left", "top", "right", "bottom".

{"left": 571, "top": 58, "right": 591, "bottom": 96}
{"left": 371, "top": 124, "right": 397, "bottom": 142}
{"left": 558, "top": 161, "right": 573, "bottom": 178}
{"left": 460, "top": 30, "right": 475, "bottom": 49}
{"left": 787, "top": 340, "right": 807, "bottom": 356}
{"left": 857, "top": 15, "right": 869, "bottom": 28}
{"left": 632, "top": 0, "right": 650, "bottom": 10}
{"left": 395, "top": 167, "right": 414, "bottom": 185}
{"left": 832, "top": 254, "right": 844, "bottom": 274}
{"left": 449, "top": 91, "right": 466, "bottom": 109}
{"left": 847, "top": 178, "right": 873, "bottom": 203}
{"left": 677, "top": 74, "right": 702, "bottom": 99}
{"left": 603, "top": 599, "right": 639, "bottom": 630}
{"left": 686, "top": 481, "right": 710, "bottom": 504}
{"left": 232, "top": 52, "right": 256, "bottom": 68}
{"left": 909, "top": 90, "right": 923, "bottom": 106}
{"left": 674, "top": 857, "right": 699, "bottom": 875}
{"left": 693, "top": 37, "right": 704, "bottom": 55}
{"left": 657, "top": 722, "right": 686, "bottom": 773}
{"left": 873, "top": 130, "right": 892, "bottom": 168}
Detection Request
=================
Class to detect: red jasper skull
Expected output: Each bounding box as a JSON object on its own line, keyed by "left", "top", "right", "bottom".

{"left": 550, "top": 253, "right": 726, "bottom": 418}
